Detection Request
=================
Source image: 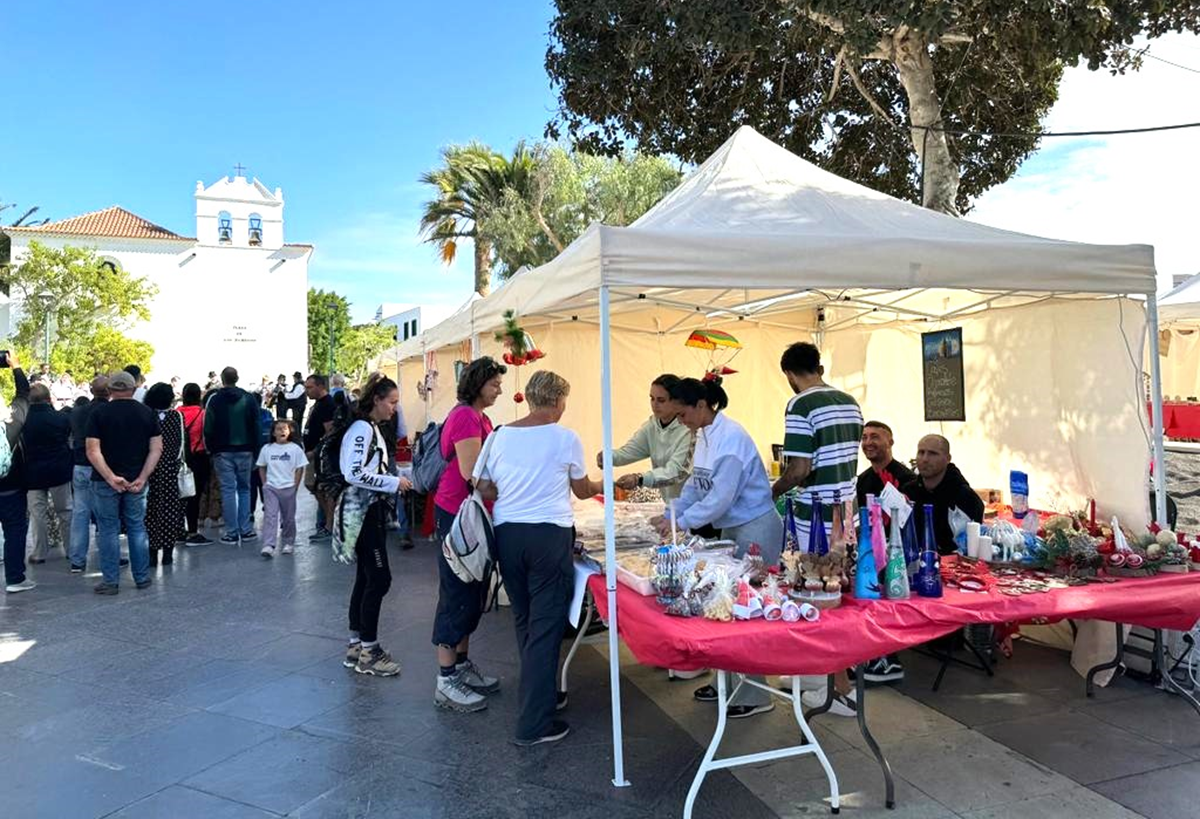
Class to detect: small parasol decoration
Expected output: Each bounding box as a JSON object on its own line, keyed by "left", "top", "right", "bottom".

{"left": 685, "top": 328, "right": 742, "bottom": 380}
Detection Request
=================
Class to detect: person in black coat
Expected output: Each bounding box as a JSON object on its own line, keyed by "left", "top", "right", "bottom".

{"left": 1, "top": 354, "right": 34, "bottom": 592}
{"left": 22, "top": 382, "right": 74, "bottom": 564}
{"left": 902, "top": 434, "right": 985, "bottom": 555}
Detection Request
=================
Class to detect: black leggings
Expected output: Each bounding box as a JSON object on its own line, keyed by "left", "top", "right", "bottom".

{"left": 349, "top": 503, "right": 392, "bottom": 643}
{"left": 184, "top": 453, "right": 212, "bottom": 534}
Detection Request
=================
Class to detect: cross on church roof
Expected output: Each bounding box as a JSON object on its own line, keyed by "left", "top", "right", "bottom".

{"left": 233, "top": 162, "right": 247, "bottom": 177}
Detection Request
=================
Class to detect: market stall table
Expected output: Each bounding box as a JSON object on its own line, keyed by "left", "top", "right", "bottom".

{"left": 586, "top": 570, "right": 1200, "bottom": 814}
{"left": 1148, "top": 401, "right": 1200, "bottom": 439}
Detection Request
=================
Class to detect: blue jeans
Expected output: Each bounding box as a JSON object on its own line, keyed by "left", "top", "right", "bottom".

{"left": 395, "top": 493, "right": 410, "bottom": 534}
{"left": 70, "top": 466, "right": 94, "bottom": 568}
{"left": 0, "top": 490, "right": 29, "bottom": 585}
{"left": 93, "top": 482, "right": 149, "bottom": 586}
{"left": 213, "top": 452, "right": 253, "bottom": 537}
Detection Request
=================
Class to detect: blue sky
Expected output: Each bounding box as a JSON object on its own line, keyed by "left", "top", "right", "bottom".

{"left": 4, "top": 6, "right": 1197, "bottom": 317}
{"left": 0, "top": 1, "right": 558, "bottom": 321}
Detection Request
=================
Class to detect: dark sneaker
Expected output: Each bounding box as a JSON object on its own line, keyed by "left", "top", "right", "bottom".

{"left": 344, "top": 643, "right": 361, "bottom": 668}
{"left": 94, "top": 582, "right": 119, "bottom": 595}
{"left": 241, "top": 531, "right": 258, "bottom": 541}
{"left": 219, "top": 534, "right": 241, "bottom": 544}
{"left": 310, "top": 528, "right": 332, "bottom": 541}
{"left": 135, "top": 579, "right": 152, "bottom": 590}
{"left": 119, "top": 558, "right": 129, "bottom": 566}
{"left": 355, "top": 645, "right": 401, "bottom": 677}
{"left": 186, "top": 533, "right": 213, "bottom": 545}
{"left": 69, "top": 564, "right": 85, "bottom": 574}
{"left": 513, "top": 720, "right": 570, "bottom": 747}
{"left": 693, "top": 684, "right": 718, "bottom": 702}
{"left": 29, "top": 558, "right": 46, "bottom": 565}
{"left": 862, "top": 658, "right": 904, "bottom": 683}
{"left": 728, "top": 702, "right": 775, "bottom": 719}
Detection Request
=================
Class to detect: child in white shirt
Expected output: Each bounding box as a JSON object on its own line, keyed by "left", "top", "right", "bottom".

{"left": 256, "top": 420, "right": 307, "bottom": 557}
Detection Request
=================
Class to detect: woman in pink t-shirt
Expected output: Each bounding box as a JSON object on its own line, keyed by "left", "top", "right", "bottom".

{"left": 431, "top": 356, "right": 507, "bottom": 713}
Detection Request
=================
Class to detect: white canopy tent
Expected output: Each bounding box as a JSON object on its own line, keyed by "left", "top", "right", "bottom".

{"left": 388, "top": 126, "right": 1164, "bottom": 786}
{"left": 1156, "top": 273, "right": 1200, "bottom": 400}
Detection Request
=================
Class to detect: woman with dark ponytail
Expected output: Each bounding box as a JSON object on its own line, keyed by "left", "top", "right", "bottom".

{"left": 651, "top": 375, "right": 782, "bottom": 719}
{"left": 333, "top": 373, "right": 411, "bottom": 678}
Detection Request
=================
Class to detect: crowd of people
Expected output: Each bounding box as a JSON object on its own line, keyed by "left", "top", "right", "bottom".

{"left": 3, "top": 341, "right": 986, "bottom": 749}
{"left": 1, "top": 360, "right": 409, "bottom": 596}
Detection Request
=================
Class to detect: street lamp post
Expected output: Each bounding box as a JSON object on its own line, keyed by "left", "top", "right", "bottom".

{"left": 35, "top": 290, "right": 53, "bottom": 369}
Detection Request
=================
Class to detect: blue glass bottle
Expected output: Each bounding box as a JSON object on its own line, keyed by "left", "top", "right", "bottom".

{"left": 915, "top": 503, "right": 944, "bottom": 598}
{"left": 808, "top": 492, "right": 829, "bottom": 556}
{"left": 854, "top": 507, "right": 881, "bottom": 600}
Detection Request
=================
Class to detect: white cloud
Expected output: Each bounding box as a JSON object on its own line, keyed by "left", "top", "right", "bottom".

{"left": 969, "top": 32, "right": 1200, "bottom": 293}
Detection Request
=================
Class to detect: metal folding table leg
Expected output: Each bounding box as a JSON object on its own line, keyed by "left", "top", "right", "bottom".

{"left": 855, "top": 663, "right": 896, "bottom": 810}
{"left": 559, "top": 591, "right": 596, "bottom": 695}
{"left": 1154, "top": 628, "right": 1200, "bottom": 718}
{"left": 683, "top": 671, "right": 841, "bottom": 818}
{"left": 1086, "top": 623, "right": 1125, "bottom": 698}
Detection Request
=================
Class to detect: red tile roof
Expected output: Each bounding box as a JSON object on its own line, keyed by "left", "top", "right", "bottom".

{"left": 4, "top": 206, "right": 193, "bottom": 241}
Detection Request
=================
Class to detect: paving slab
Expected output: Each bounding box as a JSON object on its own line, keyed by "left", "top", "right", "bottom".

{"left": 960, "top": 786, "right": 1145, "bottom": 819}
{"left": 977, "top": 710, "right": 1188, "bottom": 785}
{"left": 105, "top": 785, "right": 278, "bottom": 819}
{"left": 1091, "top": 759, "right": 1200, "bottom": 819}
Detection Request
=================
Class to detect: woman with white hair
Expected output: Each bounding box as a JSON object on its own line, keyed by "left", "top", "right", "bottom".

{"left": 475, "top": 370, "right": 601, "bottom": 747}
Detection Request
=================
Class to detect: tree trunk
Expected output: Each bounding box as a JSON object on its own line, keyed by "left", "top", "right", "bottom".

{"left": 473, "top": 237, "right": 492, "bottom": 297}
{"left": 890, "top": 29, "right": 960, "bottom": 216}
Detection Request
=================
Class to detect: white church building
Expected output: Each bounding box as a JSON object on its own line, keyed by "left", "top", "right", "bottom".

{"left": 2, "top": 172, "right": 310, "bottom": 382}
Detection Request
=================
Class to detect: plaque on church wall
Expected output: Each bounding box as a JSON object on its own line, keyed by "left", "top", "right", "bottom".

{"left": 922, "top": 328, "right": 965, "bottom": 422}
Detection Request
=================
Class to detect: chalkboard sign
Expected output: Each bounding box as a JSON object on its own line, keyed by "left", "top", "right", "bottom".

{"left": 922, "top": 328, "right": 965, "bottom": 421}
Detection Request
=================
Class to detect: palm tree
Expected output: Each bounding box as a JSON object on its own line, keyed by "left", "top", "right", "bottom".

{"left": 418, "top": 142, "right": 533, "bottom": 297}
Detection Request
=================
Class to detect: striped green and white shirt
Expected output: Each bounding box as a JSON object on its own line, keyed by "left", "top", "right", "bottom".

{"left": 782, "top": 385, "right": 863, "bottom": 544}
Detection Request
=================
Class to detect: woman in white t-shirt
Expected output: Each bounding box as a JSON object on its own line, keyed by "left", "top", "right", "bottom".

{"left": 476, "top": 370, "right": 601, "bottom": 747}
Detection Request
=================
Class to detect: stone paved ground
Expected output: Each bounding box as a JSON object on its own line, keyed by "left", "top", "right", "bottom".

{"left": 2, "top": 492, "right": 1198, "bottom": 818}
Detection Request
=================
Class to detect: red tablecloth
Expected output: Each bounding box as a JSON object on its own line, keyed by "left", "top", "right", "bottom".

{"left": 1150, "top": 401, "right": 1200, "bottom": 439}
{"left": 588, "top": 572, "right": 1200, "bottom": 676}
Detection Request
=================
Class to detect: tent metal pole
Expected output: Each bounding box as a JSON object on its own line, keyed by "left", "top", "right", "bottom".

{"left": 1147, "top": 292, "right": 1168, "bottom": 524}
{"left": 599, "top": 284, "right": 630, "bottom": 788}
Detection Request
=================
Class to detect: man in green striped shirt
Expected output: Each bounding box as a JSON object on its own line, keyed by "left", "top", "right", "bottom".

{"left": 772, "top": 341, "right": 863, "bottom": 717}
{"left": 771, "top": 342, "right": 864, "bottom": 545}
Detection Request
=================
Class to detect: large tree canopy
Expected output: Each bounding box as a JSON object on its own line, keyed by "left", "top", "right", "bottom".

{"left": 547, "top": 1, "right": 1200, "bottom": 214}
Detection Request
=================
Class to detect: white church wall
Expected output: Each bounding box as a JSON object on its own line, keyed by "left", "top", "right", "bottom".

{"left": 6, "top": 235, "right": 309, "bottom": 385}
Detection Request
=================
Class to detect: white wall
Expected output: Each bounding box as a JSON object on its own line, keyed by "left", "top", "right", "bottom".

{"left": 7, "top": 234, "right": 309, "bottom": 384}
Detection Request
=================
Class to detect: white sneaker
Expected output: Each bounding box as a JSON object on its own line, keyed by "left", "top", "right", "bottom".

{"left": 435, "top": 671, "right": 488, "bottom": 712}
{"left": 668, "top": 668, "right": 709, "bottom": 681}
{"left": 456, "top": 659, "right": 500, "bottom": 693}
{"left": 260, "top": 546, "right": 275, "bottom": 559}
{"left": 802, "top": 686, "right": 857, "bottom": 717}
{"left": 281, "top": 545, "right": 294, "bottom": 555}
{"left": 5, "top": 579, "right": 36, "bottom": 593}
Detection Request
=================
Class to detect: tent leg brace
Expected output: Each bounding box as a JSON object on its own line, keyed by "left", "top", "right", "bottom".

{"left": 683, "top": 671, "right": 841, "bottom": 818}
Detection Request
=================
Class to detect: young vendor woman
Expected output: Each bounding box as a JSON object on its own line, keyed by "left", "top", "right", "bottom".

{"left": 598, "top": 374, "right": 693, "bottom": 502}
{"left": 651, "top": 377, "right": 784, "bottom": 719}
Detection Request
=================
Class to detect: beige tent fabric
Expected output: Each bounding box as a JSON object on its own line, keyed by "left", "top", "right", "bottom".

{"left": 823, "top": 298, "right": 1149, "bottom": 526}
{"left": 1160, "top": 327, "right": 1200, "bottom": 401}
{"left": 397, "top": 297, "right": 1149, "bottom": 527}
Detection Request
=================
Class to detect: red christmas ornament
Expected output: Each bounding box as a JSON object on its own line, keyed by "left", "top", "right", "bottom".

{"left": 513, "top": 391, "right": 525, "bottom": 404}
{"left": 1096, "top": 539, "right": 1116, "bottom": 555}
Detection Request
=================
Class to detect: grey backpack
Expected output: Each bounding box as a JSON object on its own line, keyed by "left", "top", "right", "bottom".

{"left": 411, "top": 420, "right": 448, "bottom": 495}
{"left": 441, "top": 431, "right": 498, "bottom": 588}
